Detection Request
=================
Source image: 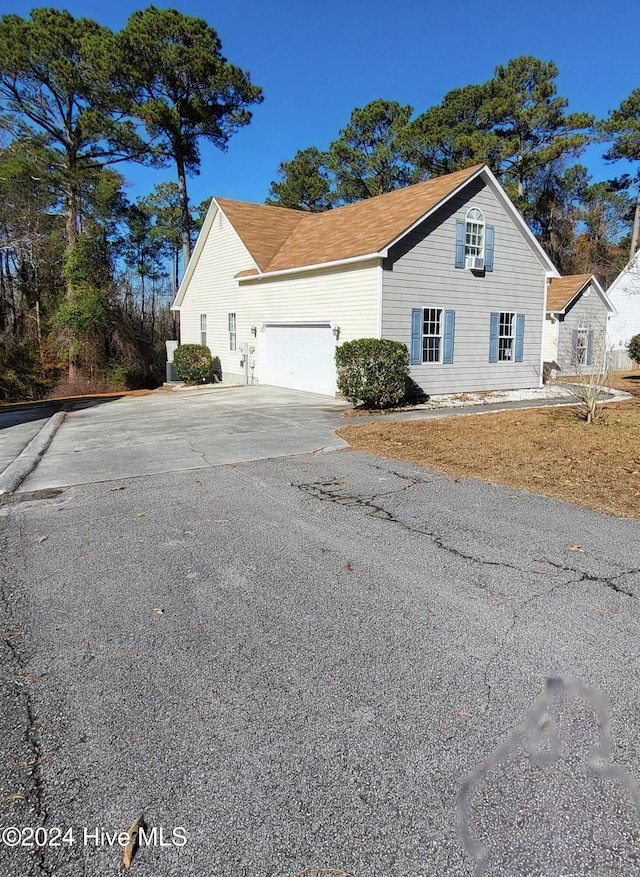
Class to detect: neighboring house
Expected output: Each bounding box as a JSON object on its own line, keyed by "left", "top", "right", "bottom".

{"left": 173, "top": 163, "right": 559, "bottom": 397}
{"left": 607, "top": 250, "right": 640, "bottom": 353}
{"left": 543, "top": 274, "right": 614, "bottom": 376}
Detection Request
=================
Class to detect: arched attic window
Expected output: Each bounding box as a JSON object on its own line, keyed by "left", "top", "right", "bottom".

{"left": 455, "top": 207, "right": 494, "bottom": 271}
{"left": 465, "top": 207, "right": 485, "bottom": 262}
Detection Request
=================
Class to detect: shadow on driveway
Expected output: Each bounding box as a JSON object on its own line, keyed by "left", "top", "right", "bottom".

{"left": 0, "top": 395, "right": 126, "bottom": 430}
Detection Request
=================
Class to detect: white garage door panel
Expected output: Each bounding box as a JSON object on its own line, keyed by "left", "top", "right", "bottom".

{"left": 261, "top": 323, "right": 336, "bottom": 395}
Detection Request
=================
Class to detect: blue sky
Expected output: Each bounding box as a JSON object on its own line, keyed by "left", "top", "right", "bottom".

{"left": 2, "top": 0, "right": 637, "bottom": 207}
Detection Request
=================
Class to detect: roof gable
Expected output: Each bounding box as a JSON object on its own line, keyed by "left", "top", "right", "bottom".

{"left": 214, "top": 198, "right": 305, "bottom": 272}
{"left": 608, "top": 249, "right": 640, "bottom": 297}
{"left": 262, "top": 164, "right": 485, "bottom": 272}
{"left": 547, "top": 274, "right": 592, "bottom": 311}
{"left": 547, "top": 274, "right": 614, "bottom": 314}
{"left": 211, "top": 165, "right": 486, "bottom": 281}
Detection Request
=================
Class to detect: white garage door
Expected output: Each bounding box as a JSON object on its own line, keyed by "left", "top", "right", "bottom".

{"left": 260, "top": 322, "right": 336, "bottom": 395}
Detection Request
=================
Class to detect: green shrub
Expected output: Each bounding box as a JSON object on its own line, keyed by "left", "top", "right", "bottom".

{"left": 335, "top": 338, "right": 410, "bottom": 408}
{"left": 628, "top": 334, "right": 640, "bottom": 366}
{"left": 173, "top": 344, "right": 214, "bottom": 384}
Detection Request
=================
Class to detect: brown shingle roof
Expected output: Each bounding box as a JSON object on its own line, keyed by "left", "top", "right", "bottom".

{"left": 214, "top": 199, "right": 305, "bottom": 272}
{"left": 217, "top": 164, "right": 485, "bottom": 276}
{"left": 547, "top": 274, "right": 593, "bottom": 311}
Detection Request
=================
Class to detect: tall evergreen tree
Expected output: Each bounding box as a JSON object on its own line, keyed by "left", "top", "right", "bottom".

{"left": 400, "top": 83, "right": 498, "bottom": 178}
{"left": 487, "top": 57, "right": 593, "bottom": 205}
{"left": 328, "top": 99, "right": 415, "bottom": 202}
{"left": 267, "top": 147, "right": 333, "bottom": 211}
{"left": 601, "top": 88, "right": 640, "bottom": 258}
{"left": 0, "top": 8, "right": 144, "bottom": 253}
{"left": 117, "top": 7, "right": 263, "bottom": 269}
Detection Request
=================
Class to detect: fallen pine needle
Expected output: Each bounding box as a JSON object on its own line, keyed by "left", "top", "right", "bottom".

{"left": 122, "top": 813, "right": 146, "bottom": 871}
{"left": 296, "top": 870, "right": 354, "bottom": 876}
{"left": 0, "top": 793, "right": 25, "bottom": 804}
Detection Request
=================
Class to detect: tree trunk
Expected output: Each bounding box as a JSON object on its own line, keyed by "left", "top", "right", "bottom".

{"left": 64, "top": 176, "right": 80, "bottom": 254}
{"left": 0, "top": 243, "right": 6, "bottom": 335}
{"left": 64, "top": 158, "right": 80, "bottom": 380}
{"left": 151, "top": 279, "right": 156, "bottom": 342}
{"left": 140, "top": 271, "right": 145, "bottom": 332}
{"left": 176, "top": 153, "right": 192, "bottom": 272}
{"left": 630, "top": 186, "right": 640, "bottom": 260}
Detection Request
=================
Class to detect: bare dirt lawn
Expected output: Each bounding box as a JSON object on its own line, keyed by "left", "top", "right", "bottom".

{"left": 337, "top": 371, "right": 640, "bottom": 520}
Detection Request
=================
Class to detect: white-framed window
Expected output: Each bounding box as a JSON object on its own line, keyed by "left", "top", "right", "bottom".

{"left": 200, "top": 314, "right": 207, "bottom": 347}
{"left": 498, "top": 312, "right": 515, "bottom": 361}
{"left": 576, "top": 321, "right": 588, "bottom": 364}
{"left": 422, "top": 307, "right": 443, "bottom": 363}
{"left": 228, "top": 312, "right": 237, "bottom": 351}
{"left": 465, "top": 207, "right": 485, "bottom": 259}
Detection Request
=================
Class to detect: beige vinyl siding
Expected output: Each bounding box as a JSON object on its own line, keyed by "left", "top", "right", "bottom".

{"left": 382, "top": 177, "right": 547, "bottom": 394}
{"left": 179, "top": 206, "right": 255, "bottom": 383}
{"left": 238, "top": 261, "right": 379, "bottom": 387}
{"left": 543, "top": 315, "right": 559, "bottom": 363}
{"left": 557, "top": 283, "right": 609, "bottom": 374}
{"left": 179, "top": 206, "right": 379, "bottom": 387}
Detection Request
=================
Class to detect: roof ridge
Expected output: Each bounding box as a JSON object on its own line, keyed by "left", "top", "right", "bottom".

{"left": 216, "top": 163, "right": 489, "bottom": 276}
{"left": 260, "top": 163, "right": 487, "bottom": 273}
{"left": 214, "top": 195, "right": 307, "bottom": 217}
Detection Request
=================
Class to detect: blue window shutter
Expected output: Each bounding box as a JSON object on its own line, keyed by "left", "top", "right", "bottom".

{"left": 410, "top": 308, "right": 422, "bottom": 365}
{"left": 455, "top": 220, "right": 465, "bottom": 268}
{"left": 443, "top": 310, "right": 455, "bottom": 364}
{"left": 571, "top": 330, "right": 578, "bottom": 361}
{"left": 485, "top": 225, "right": 495, "bottom": 271}
{"left": 515, "top": 313, "right": 525, "bottom": 362}
{"left": 586, "top": 330, "right": 594, "bottom": 366}
{"left": 489, "top": 312, "right": 499, "bottom": 363}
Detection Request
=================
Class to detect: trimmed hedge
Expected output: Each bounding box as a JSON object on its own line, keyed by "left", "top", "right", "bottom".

{"left": 335, "top": 338, "right": 409, "bottom": 408}
{"left": 628, "top": 334, "right": 640, "bottom": 366}
{"left": 174, "top": 344, "right": 213, "bottom": 384}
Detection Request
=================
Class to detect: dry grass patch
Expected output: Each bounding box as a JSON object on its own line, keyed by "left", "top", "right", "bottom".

{"left": 337, "top": 372, "right": 640, "bottom": 520}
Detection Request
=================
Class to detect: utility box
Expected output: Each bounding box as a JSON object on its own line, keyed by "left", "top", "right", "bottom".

{"left": 165, "top": 340, "right": 179, "bottom": 382}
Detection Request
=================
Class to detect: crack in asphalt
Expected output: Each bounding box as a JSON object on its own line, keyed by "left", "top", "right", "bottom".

{"left": 0, "top": 526, "right": 51, "bottom": 874}
{"left": 295, "top": 467, "right": 640, "bottom": 715}
{"left": 296, "top": 473, "right": 525, "bottom": 578}
{"left": 538, "top": 557, "right": 639, "bottom": 598}
{"left": 480, "top": 574, "right": 581, "bottom": 715}
{"left": 296, "top": 470, "right": 640, "bottom": 598}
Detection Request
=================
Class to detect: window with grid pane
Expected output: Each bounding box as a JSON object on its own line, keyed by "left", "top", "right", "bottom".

{"left": 498, "top": 312, "right": 514, "bottom": 361}
{"left": 228, "top": 313, "right": 236, "bottom": 351}
{"left": 576, "top": 321, "right": 588, "bottom": 364}
{"left": 422, "top": 308, "right": 442, "bottom": 363}
{"left": 200, "top": 314, "right": 207, "bottom": 347}
{"left": 465, "top": 207, "right": 484, "bottom": 258}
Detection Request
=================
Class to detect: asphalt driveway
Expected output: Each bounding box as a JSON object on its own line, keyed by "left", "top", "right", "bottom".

{"left": 2, "top": 386, "right": 640, "bottom": 875}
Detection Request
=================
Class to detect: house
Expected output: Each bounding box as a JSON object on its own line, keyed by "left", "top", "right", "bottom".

{"left": 606, "top": 250, "right": 640, "bottom": 354}
{"left": 172, "top": 163, "right": 560, "bottom": 397}
{"left": 543, "top": 274, "right": 614, "bottom": 376}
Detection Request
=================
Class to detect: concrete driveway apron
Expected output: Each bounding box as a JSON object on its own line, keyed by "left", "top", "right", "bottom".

{"left": 18, "top": 386, "right": 351, "bottom": 491}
